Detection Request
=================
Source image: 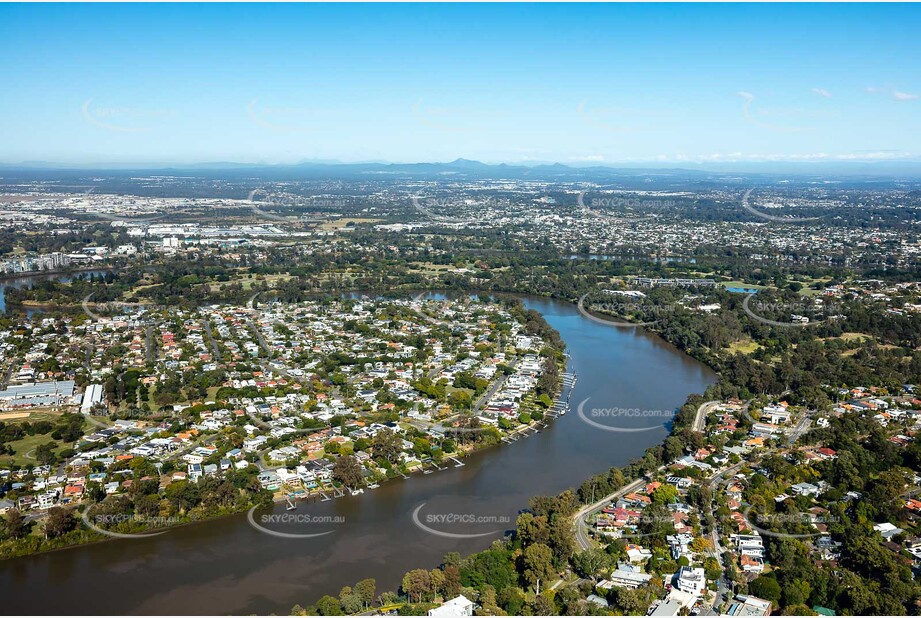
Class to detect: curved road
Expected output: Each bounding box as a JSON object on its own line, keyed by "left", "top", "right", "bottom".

{"left": 693, "top": 400, "right": 720, "bottom": 433}
{"left": 576, "top": 293, "right": 648, "bottom": 328}
{"left": 573, "top": 475, "right": 650, "bottom": 551}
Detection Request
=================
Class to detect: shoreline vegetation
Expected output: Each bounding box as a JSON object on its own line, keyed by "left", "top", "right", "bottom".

{"left": 0, "top": 265, "right": 118, "bottom": 285}
{"left": 293, "top": 383, "right": 712, "bottom": 616}
{"left": 23, "top": 268, "right": 921, "bottom": 615}
{"left": 0, "top": 294, "right": 573, "bottom": 561}
{"left": 277, "top": 286, "right": 921, "bottom": 614}
{"left": 263, "top": 348, "right": 569, "bottom": 508}
{"left": 0, "top": 500, "right": 262, "bottom": 561}
{"left": 288, "top": 294, "right": 718, "bottom": 616}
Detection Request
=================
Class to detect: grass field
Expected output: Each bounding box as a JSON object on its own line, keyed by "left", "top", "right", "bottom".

{"left": 206, "top": 273, "right": 295, "bottom": 293}
{"left": 824, "top": 332, "right": 872, "bottom": 343}
{"left": 317, "top": 217, "right": 381, "bottom": 230}
{"left": 727, "top": 339, "right": 762, "bottom": 354}
{"left": 0, "top": 433, "right": 64, "bottom": 467}
{"left": 0, "top": 409, "right": 92, "bottom": 466}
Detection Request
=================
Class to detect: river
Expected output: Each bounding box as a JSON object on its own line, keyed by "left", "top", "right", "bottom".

{"left": 0, "top": 295, "right": 716, "bottom": 615}
{"left": 0, "top": 270, "right": 111, "bottom": 315}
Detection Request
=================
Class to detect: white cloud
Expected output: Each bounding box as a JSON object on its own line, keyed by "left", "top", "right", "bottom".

{"left": 811, "top": 88, "right": 832, "bottom": 98}
{"left": 893, "top": 90, "right": 918, "bottom": 101}
{"left": 569, "top": 155, "right": 606, "bottom": 162}
{"left": 865, "top": 86, "right": 917, "bottom": 100}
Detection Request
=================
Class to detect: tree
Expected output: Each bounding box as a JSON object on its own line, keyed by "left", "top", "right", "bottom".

{"left": 614, "top": 586, "right": 653, "bottom": 615}
{"left": 44, "top": 506, "right": 76, "bottom": 539}
{"left": 35, "top": 442, "right": 57, "bottom": 466}
{"left": 516, "top": 512, "right": 549, "bottom": 547}
{"left": 462, "top": 546, "right": 515, "bottom": 592}
{"left": 332, "top": 455, "right": 363, "bottom": 489}
{"left": 703, "top": 556, "right": 722, "bottom": 582}
{"left": 429, "top": 568, "right": 445, "bottom": 599}
{"left": 338, "top": 587, "right": 362, "bottom": 615}
{"left": 521, "top": 543, "right": 555, "bottom": 590}
{"left": 3, "top": 508, "right": 27, "bottom": 539}
{"left": 478, "top": 585, "right": 502, "bottom": 615}
{"left": 690, "top": 537, "right": 711, "bottom": 553}
{"left": 135, "top": 493, "right": 161, "bottom": 518}
{"left": 443, "top": 565, "right": 462, "bottom": 598}
{"left": 354, "top": 578, "right": 376, "bottom": 609}
{"left": 447, "top": 390, "right": 472, "bottom": 410}
{"left": 401, "top": 568, "right": 432, "bottom": 603}
{"left": 548, "top": 516, "right": 575, "bottom": 566}
{"left": 663, "top": 436, "right": 685, "bottom": 463}
{"left": 497, "top": 586, "right": 526, "bottom": 614}
{"left": 783, "top": 578, "right": 812, "bottom": 608}
{"left": 651, "top": 484, "right": 679, "bottom": 505}
{"left": 315, "top": 595, "right": 343, "bottom": 616}
{"left": 572, "top": 547, "right": 612, "bottom": 581}
{"left": 530, "top": 593, "right": 556, "bottom": 616}
{"left": 749, "top": 575, "right": 782, "bottom": 603}
{"left": 372, "top": 429, "right": 403, "bottom": 464}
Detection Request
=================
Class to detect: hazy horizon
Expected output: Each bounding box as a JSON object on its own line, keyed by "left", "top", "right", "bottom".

{"left": 2, "top": 3, "right": 919, "bottom": 167}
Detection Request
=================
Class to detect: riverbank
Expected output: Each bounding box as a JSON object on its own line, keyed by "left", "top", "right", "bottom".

{"left": 299, "top": 384, "right": 712, "bottom": 615}
{"left": 0, "top": 294, "right": 571, "bottom": 561}
{"left": 268, "top": 368, "right": 572, "bottom": 508}
{"left": 0, "top": 265, "right": 119, "bottom": 284}
{"left": 0, "top": 499, "right": 267, "bottom": 561}
{"left": 0, "top": 295, "right": 716, "bottom": 615}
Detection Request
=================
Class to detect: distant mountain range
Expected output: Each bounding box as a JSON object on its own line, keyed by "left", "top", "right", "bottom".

{"left": 3, "top": 157, "right": 921, "bottom": 180}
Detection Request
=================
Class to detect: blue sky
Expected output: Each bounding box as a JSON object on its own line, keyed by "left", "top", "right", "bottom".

{"left": 1, "top": 3, "right": 919, "bottom": 166}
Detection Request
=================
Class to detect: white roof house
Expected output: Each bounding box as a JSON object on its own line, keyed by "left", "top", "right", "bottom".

{"left": 428, "top": 595, "right": 475, "bottom": 618}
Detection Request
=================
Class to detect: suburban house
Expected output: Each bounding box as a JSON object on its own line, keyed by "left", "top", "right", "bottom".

{"left": 428, "top": 595, "right": 475, "bottom": 618}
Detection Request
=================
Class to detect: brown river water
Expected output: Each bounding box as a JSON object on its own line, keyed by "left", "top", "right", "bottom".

{"left": 0, "top": 295, "right": 716, "bottom": 615}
